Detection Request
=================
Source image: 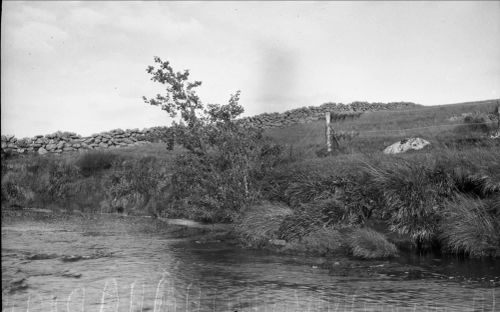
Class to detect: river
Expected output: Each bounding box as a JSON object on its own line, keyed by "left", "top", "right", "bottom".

{"left": 2, "top": 212, "right": 499, "bottom": 311}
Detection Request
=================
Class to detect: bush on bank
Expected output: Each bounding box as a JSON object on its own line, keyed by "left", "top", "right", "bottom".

{"left": 254, "top": 144, "right": 499, "bottom": 257}
{"left": 0, "top": 152, "right": 170, "bottom": 215}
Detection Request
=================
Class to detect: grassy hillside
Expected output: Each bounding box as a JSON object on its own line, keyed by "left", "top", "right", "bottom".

{"left": 265, "top": 99, "right": 499, "bottom": 156}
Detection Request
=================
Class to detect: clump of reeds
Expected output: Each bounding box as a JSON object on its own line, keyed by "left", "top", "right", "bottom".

{"left": 277, "top": 198, "right": 345, "bottom": 241}
{"left": 235, "top": 202, "right": 293, "bottom": 247}
{"left": 363, "top": 160, "right": 442, "bottom": 244}
{"left": 347, "top": 227, "right": 398, "bottom": 259}
{"left": 439, "top": 195, "right": 499, "bottom": 257}
{"left": 282, "top": 226, "right": 345, "bottom": 256}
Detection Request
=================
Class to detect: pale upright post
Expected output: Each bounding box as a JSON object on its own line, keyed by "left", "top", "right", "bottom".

{"left": 326, "top": 111, "right": 332, "bottom": 154}
{"left": 497, "top": 103, "right": 500, "bottom": 132}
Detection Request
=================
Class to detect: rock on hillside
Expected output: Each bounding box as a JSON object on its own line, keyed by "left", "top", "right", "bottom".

{"left": 383, "top": 138, "right": 430, "bottom": 154}
{"left": 491, "top": 130, "right": 500, "bottom": 139}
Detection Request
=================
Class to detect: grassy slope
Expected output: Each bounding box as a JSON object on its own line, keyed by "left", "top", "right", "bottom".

{"left": 265, "top": 99, "right": 499, "bottom": 156}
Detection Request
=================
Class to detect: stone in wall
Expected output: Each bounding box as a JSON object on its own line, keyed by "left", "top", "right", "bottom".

{"left": 38, "top": 147, "right": 48, "bottom": 155}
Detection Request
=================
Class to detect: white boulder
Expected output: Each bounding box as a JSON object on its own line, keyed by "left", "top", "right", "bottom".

{"left": 37, "top": 147, "right": 48, "bottom": 155}
{"left": 383, "top": 138, "right": 430, "bottom": 154}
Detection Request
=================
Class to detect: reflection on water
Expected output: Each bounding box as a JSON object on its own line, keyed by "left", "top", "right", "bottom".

{"left": 2, "top": 215, "right": 498, "bottom": 311}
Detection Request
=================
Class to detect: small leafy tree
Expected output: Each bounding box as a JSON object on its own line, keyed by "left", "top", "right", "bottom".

{"left": 143, "top": 57, "right": 203, "bottom": 126}
{"left": 143, "top": 57, "right": 281, "bottom": 221}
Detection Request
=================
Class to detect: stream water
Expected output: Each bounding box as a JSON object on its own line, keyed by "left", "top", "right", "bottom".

{"left": 2, "top": 213, "right": 499, "bottom": 312}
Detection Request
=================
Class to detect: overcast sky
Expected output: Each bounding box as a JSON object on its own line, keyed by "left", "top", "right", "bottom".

{"left": 2, "top": 1, "right": 499, "bottom": 138}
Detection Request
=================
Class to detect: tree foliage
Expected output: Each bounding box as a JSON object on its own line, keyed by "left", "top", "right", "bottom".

{"left": 143, "top": 56, "right": 203, "bottom": 126}
{"left": 143, "top": 57, "right": 281, "bottom": 221}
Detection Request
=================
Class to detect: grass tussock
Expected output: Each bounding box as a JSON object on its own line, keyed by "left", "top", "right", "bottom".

{"left": 235, "top": 202, "right": 293, "bottom": 247}
{"left": 283, "top": 175, "right": 338, "bottom": 207}
{"left": 439, "top": 195, "right": 500, "bottom": 257}
{"left": 364, "top": 160, "right": 443, "bottom": 244}
{"left": 347, "top": 227, "right": 398, "bottom": 259}
{"left": 277, "top": 198, "right": 345, "bottom": 241}
{"left": 282, "top": 227, "right": 345, "bottom": 256}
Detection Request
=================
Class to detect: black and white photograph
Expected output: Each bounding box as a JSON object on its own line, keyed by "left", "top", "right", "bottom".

{"left": 1, "top": 1, "right": 500, "bottom": 311}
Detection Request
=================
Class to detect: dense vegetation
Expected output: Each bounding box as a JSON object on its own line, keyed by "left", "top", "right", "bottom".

{"left": 2, "top": 58, "right": 499, "bottom": 259}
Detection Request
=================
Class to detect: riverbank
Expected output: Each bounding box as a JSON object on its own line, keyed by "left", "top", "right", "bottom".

{"left": 2, "top": 144, "right": 500, "bottom": 259}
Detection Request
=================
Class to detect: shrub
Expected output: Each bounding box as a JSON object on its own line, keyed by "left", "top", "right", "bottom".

{"left": 74, "top": 151, "right": 120, "bottom": 177}
{"left": 1, "top": 171, "right": 34, "bottom": 207}
{"left": 439, "top": 195, "right": 500, "bottom": 257}
{"left": 31, "top": 157, "right": 80, "bottom": 208}
{"left": 169, "top": 151, "right": 250, "bottom": 222}
{"left": 455, "top": 113, "right": 492, "bottom": 134}
{"left": 105, "top": 156, "right": 170, "bottom": 217}
{"left": 258, "top": 165, "right": 304, "bottom": 205}
{"left": 1, "top": 156, "right": 80, "bottom": 209}
{"left": 143, "top": 57, "right": 284, "bottom": 222}
{"left": 347, "top": 227, "right": 398, "bottom": 259}
{"left": 235, "top": 202, "right": 293, "bottom": 247}
{"left": 63, "top": 176, "right": 107, "bottom": 213}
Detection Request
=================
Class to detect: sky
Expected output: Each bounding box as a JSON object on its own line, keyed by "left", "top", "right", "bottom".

{"left": 2, "top": 1, "right": 499, "bottom": 138}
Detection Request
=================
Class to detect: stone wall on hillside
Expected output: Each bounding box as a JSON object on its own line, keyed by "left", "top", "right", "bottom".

{"left": 1, "top": 127, "right": 173, "bottom": 157}
{"left": 1, "top": 101, "right": 420, "bottom": 156}
{"left": 238, "top": 101, "right": 421, "bottom": 129}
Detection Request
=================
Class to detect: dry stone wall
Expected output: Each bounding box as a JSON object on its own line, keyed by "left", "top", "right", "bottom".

{"left": 1, "top": 101, "right": 420, "bottom": 156}
{"left": 1, "top": 127, "right": 172, "bottom": 157}
{"left": 238, "top": 101, "right": 421, "bottom": 129}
